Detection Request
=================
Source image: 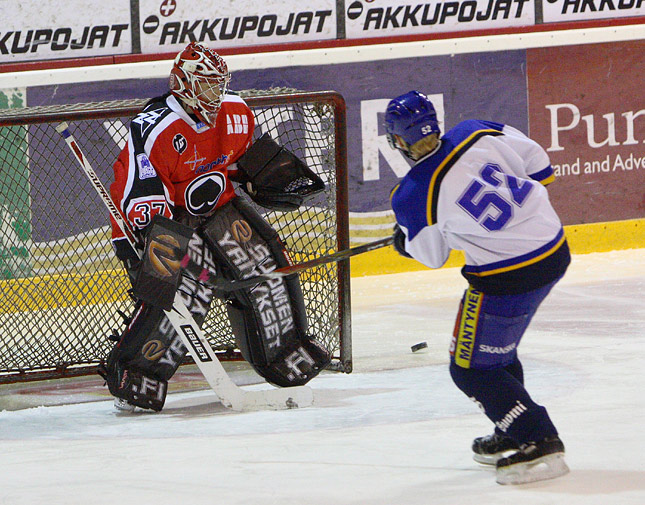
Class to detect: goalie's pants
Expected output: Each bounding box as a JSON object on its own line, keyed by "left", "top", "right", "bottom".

{"left": 449, "top": 278, "right": 562, "bottom": 445}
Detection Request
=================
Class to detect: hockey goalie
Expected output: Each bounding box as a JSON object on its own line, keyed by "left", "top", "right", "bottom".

{"left": 98, "top": 41, "right": 330, "bottom": 412}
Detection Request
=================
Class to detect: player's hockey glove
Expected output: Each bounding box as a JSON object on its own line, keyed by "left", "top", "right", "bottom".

{"left": 112, "top": 237, "right": 143, "bottom": 283}
{"left": 234, "top": 133, "right": 325, "bottom": 211}
{"left": 393, "top": 224, "right": 412, "bottom": 258}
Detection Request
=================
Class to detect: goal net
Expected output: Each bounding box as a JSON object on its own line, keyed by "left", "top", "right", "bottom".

{"left": 0, "top": 90, "right": 351, "bottom": 382}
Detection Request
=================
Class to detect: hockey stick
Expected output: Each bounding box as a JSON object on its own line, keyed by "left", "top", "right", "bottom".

{"left": 182, "top": 236, "right": 394, "bottom": 292}
{"left": 55, "top": 122, "right": 313, "bottom": 411}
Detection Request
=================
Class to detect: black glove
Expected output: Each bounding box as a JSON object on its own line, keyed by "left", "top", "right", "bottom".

{"left": 235, "top": 133, "right": 325, "bottom": 211}
{"left": 112, "top": 238, "right": 142, "bottom": 284}
{"left": 231, "top": 167, "right": 302, "bottom": 211}
{"left": 393, "top": 224, "right": 412, "bottom": 258}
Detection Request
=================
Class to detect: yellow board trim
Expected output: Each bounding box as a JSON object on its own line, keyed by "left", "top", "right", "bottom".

{"left": 0, "top": 251, "right": 312, "bottom": 314}
{"left": 0, "top": 270, "right": 131, "bottom": 313}
{"left": 2, "top": 218, "right": 643, "bottom": 313}
{"left": 350, "top": 217, "right": 645, "bottom": 277}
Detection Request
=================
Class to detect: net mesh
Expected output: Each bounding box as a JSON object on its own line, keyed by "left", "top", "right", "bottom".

{"left": 0, "top": 90, "right": 349, "bottom": 381}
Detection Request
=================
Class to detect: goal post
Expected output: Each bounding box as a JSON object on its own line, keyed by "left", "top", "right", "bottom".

{"left": 0, "top": 90, "right": 351, "bottom": 383}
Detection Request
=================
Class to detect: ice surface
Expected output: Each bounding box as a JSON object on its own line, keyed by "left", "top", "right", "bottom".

{"left": 1, "top": 249, "right": 644, "bottom": 504}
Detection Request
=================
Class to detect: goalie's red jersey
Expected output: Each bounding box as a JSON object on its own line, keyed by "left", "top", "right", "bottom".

{"left": 110, "top": 93, "right": 254, "bottom": 254}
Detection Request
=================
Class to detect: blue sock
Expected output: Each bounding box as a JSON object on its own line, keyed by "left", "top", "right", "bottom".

{"left": 450, "top": 360, "right": 557, "bottom": 444}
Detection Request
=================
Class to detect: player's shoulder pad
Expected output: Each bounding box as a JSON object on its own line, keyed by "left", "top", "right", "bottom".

{"left": 220, "top": 93, "right": 250, "bottom": 108}
{"left": 130, "top": 95, "right": 175, "bottom": 144}
{"left": 476, "top": 119, "right": 505, "bottom": 132}
{"left": 443, "top": 119, "right": 504, "bottom": 147}
{"left": 143, "top": 92, "right": 172, "bottom": 110}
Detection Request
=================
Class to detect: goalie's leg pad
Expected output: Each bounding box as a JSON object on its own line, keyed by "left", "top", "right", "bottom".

{"left": 106, "top": 231, "right": 216, "bottom": 384}
{"left": 203, "top": 197, "right": 331, "bottom": 386}
{"left": 107, "top": 301, "right": 188, "bottom": 381}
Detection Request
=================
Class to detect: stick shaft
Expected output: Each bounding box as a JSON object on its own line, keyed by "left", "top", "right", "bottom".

{"left": 55, "top": 122, "right": 139, "bottom": 253}
{"left": 182, "top": 236, "right": 394, "bottom": 292}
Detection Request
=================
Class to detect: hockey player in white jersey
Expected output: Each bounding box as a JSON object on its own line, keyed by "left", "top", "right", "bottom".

{"left": 385, "top": 91, "right": 571, "bottom": 485}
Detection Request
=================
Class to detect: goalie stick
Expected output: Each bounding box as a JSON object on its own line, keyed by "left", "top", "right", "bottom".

{"left": 181, "top": 236, "right": 394, "bottom": 292}
{"left": 55, "top": 121, "right": 313, "bottom": 412}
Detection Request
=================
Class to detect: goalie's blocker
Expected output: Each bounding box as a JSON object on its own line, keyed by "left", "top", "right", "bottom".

{"left": 235, "top": 133, "right": 325, "bottom": 211}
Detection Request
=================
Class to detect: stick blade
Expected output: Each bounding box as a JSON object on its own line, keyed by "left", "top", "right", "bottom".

{"left": 168, "top": 292, "right": 315, "bottom": 412}
{"left": 226, "top": 385, "right": 314, "bottom": 412}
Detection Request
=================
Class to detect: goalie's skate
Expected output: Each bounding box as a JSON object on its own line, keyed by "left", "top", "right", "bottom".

{"left": 113, "top": 397, "right": 137, "bottom": 413}
{"left": 472, "top": 432, "right": 520, "bottom": 465}
{"left": 496, "top": 435, "right": 569, "bottom": 485}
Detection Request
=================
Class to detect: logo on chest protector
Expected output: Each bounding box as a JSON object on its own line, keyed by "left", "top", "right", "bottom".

{"left": 185, "top": 172, "right": 226, "bottom": 216}
{"left": 172, "top": 134, "right": 187, "bottom": 154}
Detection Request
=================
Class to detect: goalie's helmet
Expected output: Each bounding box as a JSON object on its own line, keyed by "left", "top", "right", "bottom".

{"left": 384, "top": 91, "right": 440, "bottom": 159}
{"left": 169, "top": 42, "right": 231, "bottom": 126}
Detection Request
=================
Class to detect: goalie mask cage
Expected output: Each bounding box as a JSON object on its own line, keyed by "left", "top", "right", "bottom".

{"left": 0, "top": 90, "right": 350, "bottom": 383}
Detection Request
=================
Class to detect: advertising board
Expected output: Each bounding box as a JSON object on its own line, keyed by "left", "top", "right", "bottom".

{"left": 344, "top": 0, "right": 535, "bottom": 39}
{"left": 528, "top": 40, "right": 645, "bottom": 225}
{"left": 543, "top": 0, "right": 645, "bottom": 23}
{"left": 0, "top": 0, "right": 131, "bottom": 64}
{"left": 138, "top": 0, "right": 337, "bottom": 54}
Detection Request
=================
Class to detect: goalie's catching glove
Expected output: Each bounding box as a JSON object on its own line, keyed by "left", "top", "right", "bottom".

{"left": 235, "top": 133, "right": 325, "bottom": 211}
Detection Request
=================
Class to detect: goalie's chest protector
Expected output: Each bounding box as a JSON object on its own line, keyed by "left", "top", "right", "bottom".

{"left": 146, "top": 95, "right": 254, "bottom": 216}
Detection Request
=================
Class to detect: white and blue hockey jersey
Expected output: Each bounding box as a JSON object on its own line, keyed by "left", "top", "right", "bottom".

{"left": 390, "top": 120, "right": 570, "bottom": 295}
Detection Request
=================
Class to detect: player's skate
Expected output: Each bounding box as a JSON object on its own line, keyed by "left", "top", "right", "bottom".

{"left": 472, "top": 432, "right": 520, "bottom": 464}
{"left": 495, "top": 435, "right": 569, "bottom": 485}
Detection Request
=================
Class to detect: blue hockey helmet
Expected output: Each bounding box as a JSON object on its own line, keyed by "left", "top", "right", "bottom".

{"left": 384, "top": 91, "right": 440, "bottom": 157}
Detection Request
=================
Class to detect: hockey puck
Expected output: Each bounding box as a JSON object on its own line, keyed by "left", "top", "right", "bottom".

{"left": 411, "top": 341, "right": 428, "bottom": 353}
